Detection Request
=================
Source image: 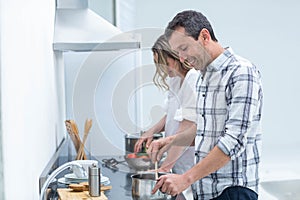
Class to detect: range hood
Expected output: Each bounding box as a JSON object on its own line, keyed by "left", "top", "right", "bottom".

{"left": 53, "top": 0, "right": 140, "bottom": 51}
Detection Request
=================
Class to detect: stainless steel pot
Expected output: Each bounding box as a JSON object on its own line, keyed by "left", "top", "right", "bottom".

{"left": 131, "top": 172, "right": 168, "bottom": 200}
{"left": 125, "top": 132, "right": 163, "bottom": 154}
{"left": 125, "top": 134, "right": 143, "bottom": 154}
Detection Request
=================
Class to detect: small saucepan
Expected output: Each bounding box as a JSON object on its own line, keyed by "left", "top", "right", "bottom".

{"left": 131, "top": 172, "right": 169, "bottom": 200}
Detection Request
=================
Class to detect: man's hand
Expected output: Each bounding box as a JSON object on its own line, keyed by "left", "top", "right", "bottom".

{"left": 152, "top": 173, "right": 191, "bottom": 197}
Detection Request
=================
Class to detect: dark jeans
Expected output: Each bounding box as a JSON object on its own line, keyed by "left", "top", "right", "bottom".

{"left": 194, "top": 186, "right": 258, "bottom": 200}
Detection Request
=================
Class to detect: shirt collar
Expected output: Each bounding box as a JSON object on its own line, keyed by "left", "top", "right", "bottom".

{"left": 206, "top": 47, "right": 234, "bottom": 72}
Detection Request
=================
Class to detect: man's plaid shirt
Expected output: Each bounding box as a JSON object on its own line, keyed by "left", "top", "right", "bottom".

{"left": 194, "top": 48, "right": 263, "bottom": 199}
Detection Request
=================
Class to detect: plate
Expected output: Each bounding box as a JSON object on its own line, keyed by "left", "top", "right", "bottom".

{"left": 61, "top": 173, "right": 110, "bottom": 185}
{"left": 58, "top": 177, "right": 110, "bottom": 185}
{"left": 65, "top": 173, "right": 88, "bottom": 180}
{"left": 58, "top": 177, "right": 82, "bottom": 184}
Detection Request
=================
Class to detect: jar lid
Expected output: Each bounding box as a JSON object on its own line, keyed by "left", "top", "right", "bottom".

{"left": 88, "top": 164, "right": 100, "bottom": 175}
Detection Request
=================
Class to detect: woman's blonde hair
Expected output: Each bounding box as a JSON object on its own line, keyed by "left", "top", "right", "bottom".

{"left": 152, "top": 35, "right": 192, "bottom": 90}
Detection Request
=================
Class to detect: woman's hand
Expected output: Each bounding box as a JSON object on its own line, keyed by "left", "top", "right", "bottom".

{"left": 135, "top": 115, "right": 166, "bottom": 153}
{"left": 146, "top": 135, "right": 175, "bottom": 162}
{"left": 134, "top": 130, "right": 154, "bottom": 153}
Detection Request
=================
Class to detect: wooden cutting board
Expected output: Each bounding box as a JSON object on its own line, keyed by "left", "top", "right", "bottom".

{"left": 58, "top": 188, "right": 108, "bottom": 200}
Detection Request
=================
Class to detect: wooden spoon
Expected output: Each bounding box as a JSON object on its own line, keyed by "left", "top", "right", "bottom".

{"left": 76, "top": 119, "right": 92, "bottom": 160}
{"left": 65, "top": 120, "right": 81, "bottom": 153}
{"left": 155, "top": 161, "right": 158, "bottom": 180}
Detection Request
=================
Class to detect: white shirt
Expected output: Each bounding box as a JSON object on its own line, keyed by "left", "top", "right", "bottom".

{"left": 164, "top": 68, "right": 200, "bottom": 174}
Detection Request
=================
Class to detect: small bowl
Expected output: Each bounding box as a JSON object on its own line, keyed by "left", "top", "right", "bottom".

{"left": 72, "top": 160, "right": 98, "bottom": 178}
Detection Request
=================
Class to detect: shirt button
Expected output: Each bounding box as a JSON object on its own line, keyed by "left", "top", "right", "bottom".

{"left": 202, "top": 94, "right": 205, "bottom": 97}
{"left": 201, "top": 114, "right": 204, "bottom": 117}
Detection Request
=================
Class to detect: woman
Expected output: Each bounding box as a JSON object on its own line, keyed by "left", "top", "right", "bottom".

{"left": 134, "top": 35, "right": 199, "bottom": 200}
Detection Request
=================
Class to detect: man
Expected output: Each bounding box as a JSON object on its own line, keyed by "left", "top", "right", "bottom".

{"left": 147, "top": 10, "right": 263, "bottom": 200}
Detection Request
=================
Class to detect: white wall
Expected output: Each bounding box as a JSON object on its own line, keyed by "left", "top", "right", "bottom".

{"left": 1, "top": 1, "right": 58, "bottom": 199}
{"left": 64, "top": 50, "right": 140, "bottom": 156}
{"left": 63, "top": 28, "right": 167, "bottom": 156}
{"left": 89, "top": 0, "right": 115, "bottom": 24}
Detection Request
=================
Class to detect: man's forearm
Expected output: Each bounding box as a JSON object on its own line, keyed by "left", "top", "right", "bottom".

{"left": 184, "top": 146, "right": 231, "bottom": 185}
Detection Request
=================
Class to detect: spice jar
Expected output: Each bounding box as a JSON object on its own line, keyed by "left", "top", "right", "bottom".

{"left": 88, "top": 163, "right": 101, "bottom": 197}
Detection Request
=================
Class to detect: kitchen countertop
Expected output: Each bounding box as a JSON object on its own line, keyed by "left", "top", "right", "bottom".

{"left": 48, "top": 155, "right": 174, "bottom": 200}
